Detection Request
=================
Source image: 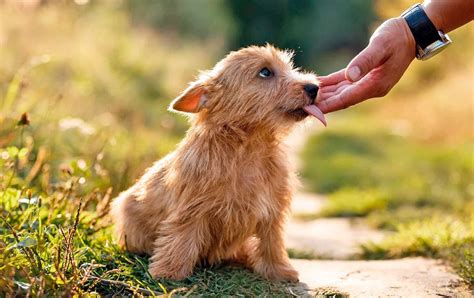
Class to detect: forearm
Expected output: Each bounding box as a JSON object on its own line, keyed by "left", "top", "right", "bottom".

{"left": 422, "top": 0, "right": 474, "bottom": 33}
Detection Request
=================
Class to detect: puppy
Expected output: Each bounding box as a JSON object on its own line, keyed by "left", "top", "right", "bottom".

{"left": 110, "top": 45, "right": 325, "bottom": 282}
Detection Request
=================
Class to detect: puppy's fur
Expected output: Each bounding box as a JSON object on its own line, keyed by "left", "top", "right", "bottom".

{"left": 111, "top": 45, "right": 319, "bottom": 282}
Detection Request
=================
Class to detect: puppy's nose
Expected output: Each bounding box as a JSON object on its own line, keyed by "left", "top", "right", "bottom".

{"left": 304, "top": 84, "right": 319, "bottom": 103}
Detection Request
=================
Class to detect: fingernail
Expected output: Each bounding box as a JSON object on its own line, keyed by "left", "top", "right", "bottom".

{"left": 347, "top": 66, "right": 361, "bottom": 81}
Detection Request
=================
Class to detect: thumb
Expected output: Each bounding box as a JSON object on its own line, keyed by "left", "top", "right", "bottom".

{"left": 346, "top": 39, "right": 388, "bottom": 82}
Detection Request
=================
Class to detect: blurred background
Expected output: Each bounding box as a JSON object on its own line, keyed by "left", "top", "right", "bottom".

{"left": 0, "top": 0, "right": 473, "bottom": 293}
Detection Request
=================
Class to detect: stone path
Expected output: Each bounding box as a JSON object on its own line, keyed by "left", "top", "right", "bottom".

{"left": 286, "top": 192, "right": 387, "bottom": 259}
{"left": 285, "top": 193, "right": 470, "bottom": 297}
{"left": 283, "top": 121, "right": 471, "bottom": 297}
{"left": 289, "top": 258, "right": 469, "bottom": 297}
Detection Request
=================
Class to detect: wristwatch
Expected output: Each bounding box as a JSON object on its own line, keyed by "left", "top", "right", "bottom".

{"left": 401, "top": 4, "right": 452, "bottom": 60}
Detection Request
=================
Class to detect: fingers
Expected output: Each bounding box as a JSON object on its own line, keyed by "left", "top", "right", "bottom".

{"left": 318, "top": 69, "right": 346, "bottom": 86}
{"left": 321, "top": 79, "right": 351, "bottom": 93}
{"left": 317, "top": 54, "right": 409, "bottom": 114}
{"left": 317, "top": 75, "right": 382, "bottom": 113}
{"left": 317, "top": 86, "right": 366, "bottom": 114}
{"left": 317, "top": 69, "right": 350, "bottom": 102}
{"left": 317, "top": 81, "right": 351, "bottom": 102}
{"left": 345, "top": 38, "right": 388, "bottom": 82}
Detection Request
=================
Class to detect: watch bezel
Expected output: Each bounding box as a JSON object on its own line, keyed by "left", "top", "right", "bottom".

{"left": 416, "top": 30, "right": 452, "bottom": 60}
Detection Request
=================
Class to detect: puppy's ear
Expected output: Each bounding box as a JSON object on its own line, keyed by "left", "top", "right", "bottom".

{"left": 170, "top": 83, "right": 208, "bottom": 113}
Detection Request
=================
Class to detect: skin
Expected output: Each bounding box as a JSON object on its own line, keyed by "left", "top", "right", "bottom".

{"left": 317, "top": 0, "right": 474, "bottom": 113}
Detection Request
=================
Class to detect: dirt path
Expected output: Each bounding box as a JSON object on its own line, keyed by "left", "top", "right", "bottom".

{"left": 283, "top": 121, "right": 472, "bottom": 297}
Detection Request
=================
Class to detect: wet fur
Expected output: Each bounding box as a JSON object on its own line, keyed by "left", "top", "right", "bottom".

{"left": 111, "top": 45, "right": 318, "bottom": 281}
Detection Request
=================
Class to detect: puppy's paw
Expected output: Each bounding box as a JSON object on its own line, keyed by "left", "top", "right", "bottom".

{"left": 254, "top": 261, "right": 299, "bottom": 282}
{"left": 148, "top": 262, "right": 191, "bottom": 281}
{"left": 269, "top": 266, "right": 299, "bottom": 283}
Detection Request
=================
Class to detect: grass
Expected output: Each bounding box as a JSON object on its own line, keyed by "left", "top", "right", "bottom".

{"left": 320, "top": 188, "right": 388, "bottom": 218}
{"left": 287, "top": 248, "right": 324, "bottom": 260}
{"left": 361, "top": 217, "right": 474, "bottom": 285}
{"left": 302, "top": 127, "right": 473, "bottom": 228}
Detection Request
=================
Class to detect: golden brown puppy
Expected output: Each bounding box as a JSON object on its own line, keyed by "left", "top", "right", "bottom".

{"left": 111, "top": 45, "right": 325, "bottom": 282}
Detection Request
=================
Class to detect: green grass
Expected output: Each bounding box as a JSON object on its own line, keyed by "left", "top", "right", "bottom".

{"left": 319, "top": 188, "right": 388, "bottom": 218}
{"left": 301, "top": 125, "right": 473, "bottom": 229}
{"left": 361, "top": 217, "right": 474, "bottom": 285}
{"left": 287, "top": 248, "right": 324, "bottom": 260}
{"left": 311, "top": 288, "right": 349, "bottom": 298}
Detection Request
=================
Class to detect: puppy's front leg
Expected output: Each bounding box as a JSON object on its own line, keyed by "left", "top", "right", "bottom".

{"left": 148, "top": 219, "right": 207, "bottom": 280}
{"left": 250, "top": 218, "right": 299, "bottom": 282}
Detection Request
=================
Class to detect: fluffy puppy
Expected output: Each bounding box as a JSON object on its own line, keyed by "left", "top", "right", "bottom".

{"left": 111, "top": 45, "right": 324, "bottom": 282}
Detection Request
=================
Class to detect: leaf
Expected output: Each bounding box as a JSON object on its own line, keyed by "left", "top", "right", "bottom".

{"left": 7, "top": 146, "right": 19, "bottom": 158}
{"left": 55, "top": 277, "right": 65, "bottom": 285}
{"left": 18, "top": 147, "right": 28, "bottom": 158}
{"left": 17, "top": 237, "right": 37, "bottom": 248}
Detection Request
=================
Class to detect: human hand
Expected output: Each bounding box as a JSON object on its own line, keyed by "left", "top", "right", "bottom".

{"left": 317, "top": 17, "right": 417, "bottom": 113}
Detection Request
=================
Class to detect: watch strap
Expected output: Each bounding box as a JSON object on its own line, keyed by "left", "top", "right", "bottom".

{"left": 402, "top": 4, "right": 441, "bottom": 49}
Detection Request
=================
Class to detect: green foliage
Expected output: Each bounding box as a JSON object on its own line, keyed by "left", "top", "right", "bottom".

{"left": 110, "top": 0, "right": 380, "bottom": 71}
{"left": 0, "top": 3, "right": 214, "bottom": 194}
{"left": 320, "top": 188, "right": 388, "bottom": 217}
{"left": 302, "top": 125, "right": 473, "bottom": 228}
{"left": 361, "top": 217, "right": 474, "bottom": 285}
{"left": 227, "top": 0, "right": 376, "bottom": 70}
{"left": 287, "top": 248, "right": 322, "bottom": 260}
{"left": 311, "top": 287, "right": 349, "bottom": 298}
{"left": 125, "top": 0, "right": 235, "bottom": 42}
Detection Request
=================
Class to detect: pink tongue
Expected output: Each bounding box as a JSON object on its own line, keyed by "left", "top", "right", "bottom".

{"left": 303, "top": 105, "right": 327, "bottom": 126}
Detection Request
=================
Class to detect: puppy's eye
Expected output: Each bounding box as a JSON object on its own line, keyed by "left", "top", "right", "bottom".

{"left": 258, "top": 67, "right": 273, "bottom": 78}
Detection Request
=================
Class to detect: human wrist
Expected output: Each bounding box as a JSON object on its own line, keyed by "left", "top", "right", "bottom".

{"left": 401, "top": 3, "right": 454, "bottom": 60}
{"left": 422, "top": 1, "right": 446, "bottom": 32}
{"left": 395, "top": 17, "right": 417, "bottom": 59}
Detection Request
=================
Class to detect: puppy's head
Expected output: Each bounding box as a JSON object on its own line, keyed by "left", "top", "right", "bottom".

{"left": 170, "top": 45, "right": 323, "bottom": 132}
